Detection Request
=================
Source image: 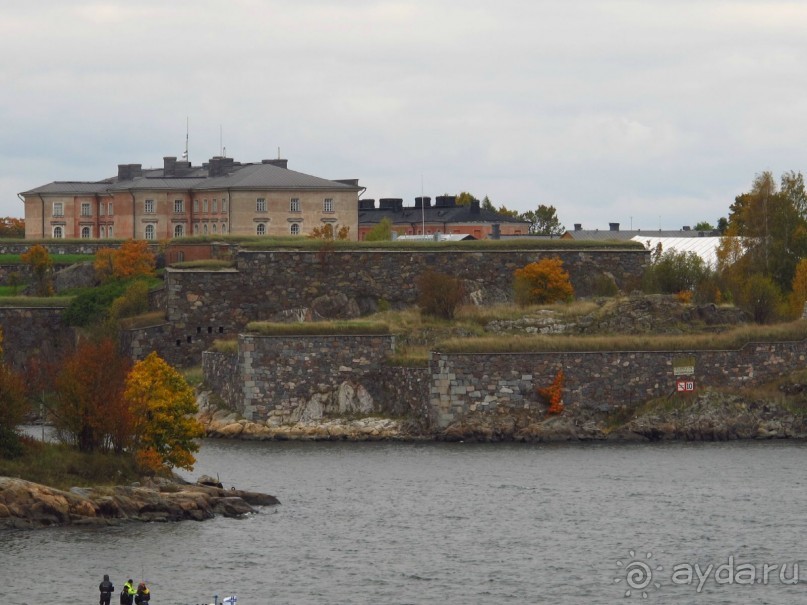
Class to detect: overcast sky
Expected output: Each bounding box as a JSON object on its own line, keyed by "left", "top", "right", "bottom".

{"left": 3, "top": 1, "right": 807, "bottom": 230}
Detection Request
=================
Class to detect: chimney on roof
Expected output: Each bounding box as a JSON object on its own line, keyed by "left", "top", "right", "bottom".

{"left": 574, "top": 223, "right": 582, "bottom": 231}
{"left": 163, "top": 156, "right": 177, "bottom": 176}
{"left": 470, "top": 199, "right": 481, "bottom": 214}
{"left": 435, "top": 195, "right": 456, "bottom": 208}
{"left": 415, "top": 196, "right": 431, "bottom": 209}
{"left": 682, "top": 225, "right": 691, "bottom": 231}
{"left": 262, "top": 159, "right": 288, "bottom": 169}
{"left": 609, "top": 222, "right": 620, "bottom": 231}
{"left": 359, "top": 199, "right": 376, "bottom": 210}
{"left": 117, "top": 164, "right": 142, "bottom": 181}
{"left": 379, "top": 198, "right": 403, "bottom": 212}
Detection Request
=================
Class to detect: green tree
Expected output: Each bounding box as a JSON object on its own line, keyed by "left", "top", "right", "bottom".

{"left": 737, "top": 274, "right": 783, "bottom": 324}
{"left": 124, "top": 352, "right": 204, "bottom": 472}
{"left": 522, "top": 205, "right": 565, "bottom": 236}
{"left": 722, "top": 171, "right": 807, "bottom": 294}
{"left": 693, "top": 221, "right": 715, "bottom": 231}
{"left": 365, "top": 217, "right": 393, "bottom": 241}
{"left": 454, "top": 192, "right": 476, "bottom": 206}
{"left": 643, "top": 249, "right": 709, "bottom": 295}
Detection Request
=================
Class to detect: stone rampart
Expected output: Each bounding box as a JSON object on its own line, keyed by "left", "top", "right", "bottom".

{"left": 160, "top": 248, "right": 647, "bottom": 364}
{"left": 0, "top": 307, "right": 73, "bottom": 369}
{"left": 430, "top": 341, "right": 807, "bottom": 428}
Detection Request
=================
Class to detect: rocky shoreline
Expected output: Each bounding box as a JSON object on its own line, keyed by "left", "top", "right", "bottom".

{"left": 199, "top": 387, "right": 807, "bottom": 444}
{"left": 0, "top": 475, "right": 279, "bottom": 530}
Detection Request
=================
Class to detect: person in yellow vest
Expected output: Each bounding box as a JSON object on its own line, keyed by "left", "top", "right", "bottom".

{"left": 120, "top": 579, "right": 136, "bottom": 605}
{"left": 134, "top": 582, "right": 150, "bottom": 604}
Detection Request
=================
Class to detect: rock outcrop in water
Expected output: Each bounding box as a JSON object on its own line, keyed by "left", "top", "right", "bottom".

{"left": 0, "top": 476, "right": 279, "bottom": 530}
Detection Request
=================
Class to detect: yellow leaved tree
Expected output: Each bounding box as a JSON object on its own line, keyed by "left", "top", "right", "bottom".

{"left": 124, "top": 352, "right": 204, "bottom": 473}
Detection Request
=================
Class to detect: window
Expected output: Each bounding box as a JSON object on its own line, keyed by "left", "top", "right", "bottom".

{"left": 290, "top": 223, "right": 300, "bottom": 235}
{"left": 108, "top": 225, "right": 113, "bottom": 238}
{"left": 100, "top": 226, "right": 106, "bottom": 238}
{"left": 222, "top": 198, "right": 227, "bottom": 212}
{"left": 108, "top": 202, "right": 113, "bottom": 216}
{"left": 174, "top": 224, "right": 184, "bottom": 238}
{"left": 194, "top": 223, "right": 199, "bottom": 234}
{"left": 174, "top": 199, "right": 184, "bottom": 213}
{"left": 193, "top": 199, "right": 199, "bottom": 212}
{"left": 99, "top": 204, "right": 105, "bottom": 216}
{"left": 81, "top": 226, "right": 91, "bottom": 238}
{"left": 212, "top": 224, "right": 217, "bottom": 234}
{"left": 290, "top": 198, "right": 300, "bottom": 212}
{"left": 81, "top": 202, "right": 91, "bottom": 217}
{"left": 212, "top": 199, "right": 218, "bottom": 213}
{"left": 256, "top": 198, "right": 266, "bottom": 212}
{"left": 323, "top": 198, "right": 334, "bottom": 213}
{"left": 53, "top": 202, "right": 64, "bottom": 217}
{"left": 145, "top": 199, "right": 154, "bottom": 214}
{"left": 221, "top": 223, "right": 227, "bottom": 233}
{"left": 203, "top": 223, "right": 208, "bottom": 235}
{"left": 53, "top": 226, "right": 63, "bottom": 238}
{"left": 257, "top": 223, "right": 266, "bottom": 236}
{"left": 203, "top": 199, "right": 208, "bottom": 213}
{"left": 145, "top": 224, "right": 155, "bottom": 240}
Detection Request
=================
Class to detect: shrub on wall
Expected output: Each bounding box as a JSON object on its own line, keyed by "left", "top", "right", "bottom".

{"left": 416, "top": 269, "right": 465, "bottom": 320}
{"left": 513, "top": 258, "right": 574, "bottom": 306}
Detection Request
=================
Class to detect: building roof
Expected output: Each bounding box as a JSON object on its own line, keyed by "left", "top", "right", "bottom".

{"left": 632, "top": 235, "right": 724, "bottom": 266}
{"left": 564, "top": 227, "right": 720, "bottom": 241}
{"left": 21, "top": 158, "right": 359, "bottom": 196}
{"left": 359, "top": 203, "right": 530, "bottom": 226}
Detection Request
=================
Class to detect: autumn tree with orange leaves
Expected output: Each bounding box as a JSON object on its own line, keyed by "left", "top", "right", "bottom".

{"left": 124, "top": 352, "right": 204, "bottom": 472}
{"left": 52, "top": 339, "right": 132, "bottom": 453}
{"left": 0, "top": 327, "right": 28, "bottom": 458}
{"left": 513, "top": 258, "right": 574, "bottom": 306}
{"left": 94, "top": 240, "right": 156, "bottom": 282}
{"left": 537, "top": 369, "right": 565, "bottom": 415}
{"left": 21, "top": 244, "right": 54, "bottom": 296}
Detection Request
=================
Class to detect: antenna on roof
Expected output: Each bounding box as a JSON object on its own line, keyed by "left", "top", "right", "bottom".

{"left": 278, "top": 146, "right": 281, "bottom": 160}
{"left": 182, "top": 117, "right": 189, "bottom": 160}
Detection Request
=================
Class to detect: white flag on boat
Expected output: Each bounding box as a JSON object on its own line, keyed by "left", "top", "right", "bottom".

{"left": 222, "top": 596, "right": 237, "bottom": 605}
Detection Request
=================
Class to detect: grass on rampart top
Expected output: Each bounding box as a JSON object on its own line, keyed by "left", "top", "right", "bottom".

{"left": 118, "top": 311, "right": 167, "bottom": 330}
{"left": 0, "top": 295, "right": 73, "bottom": 307}
{"left": 0, "top": 440, "right": 142, "bottom": 491}
{"left": 169, "top": 259, "right": 236, "bottom": 270}
{"left": 434, "top": 320, "right": 807, "bottom": 354}
{"left": 0, "top": 254, "right": 96, "bottom": 265}
{"left": 232, "top": 236, "right": 645, "bottom": 251}
{"left": 246, "top": 320, "right": 391, "bottom": 335}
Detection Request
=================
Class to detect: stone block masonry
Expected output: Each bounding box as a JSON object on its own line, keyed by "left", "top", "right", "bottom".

{"left": 431, "top": 340, "right": 807, "bottom": 428}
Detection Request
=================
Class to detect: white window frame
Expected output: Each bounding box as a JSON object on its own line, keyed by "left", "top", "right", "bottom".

{"left": 53, "top": 226, "right": 64, "bottom": 238}
{"left": 212, "top": 199, "right": 218, "bottom": 213}
{"left": 290, "top": 223, "right": 300, "bottom": 235}
{"left": 108, "top": 202, "right": 113, "bottom": 216}
{"left": 174, "top": 199, "right": 184, "bottom": 213}
{"left": 53, "top": 202, "right": 64, "bottom": 217}
{"left": 290, "top": 198, "right": 300, "bottom": 212}
{"left": 203, "top": 199, "right": 208, "bottom": 213}
{"left": 81, "top": 202, "right": 91, "bottom": 217}
{"left": 81, "top": 226, "right": 91, "bottom": 238}
{"left": 145, "top": 224, "right": 155, "bottom": 240}
{"left": 145, "top": 199, "right": 154, "bottom": 214}
{"left": 174, "top": 224, "right": 184, "bottom": 238}
{"left": 256, "top": 223, "right": 266, "bottom": 236}
{"left": 323, "top": 198, "right": 334, "bottom": 213}
{"left": 256, "top": 198, "right": 267, "bottom": 212}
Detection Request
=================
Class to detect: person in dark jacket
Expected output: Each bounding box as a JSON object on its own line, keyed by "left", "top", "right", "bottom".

{"left": 134, "top": 582, "right": 150, "bottom": 604}
{"left": 120, "top": 579, "right": 136, "bottom": 605}
{"left": 99, "top": 574, "right": 114, "bottom": 605}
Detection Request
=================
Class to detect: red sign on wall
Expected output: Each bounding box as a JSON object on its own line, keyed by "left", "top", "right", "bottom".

{"left": 676, "top": 379, "right": 695, "bottom": 393}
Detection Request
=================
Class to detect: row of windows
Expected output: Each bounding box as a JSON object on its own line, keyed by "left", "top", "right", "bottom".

{"left": 256, "top": 223, "right": 300, "bottom": 236}
{"left": 256, "top": 198, "right": 331, "bottom": 212}
{"left": 53, "top": 197, "right": 333, "bottom": 217}
{"left": 52, "top": 226, "right": 114, "bottom": 239}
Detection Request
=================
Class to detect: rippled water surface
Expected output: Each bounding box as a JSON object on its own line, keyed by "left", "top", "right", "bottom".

{"left": 3, "top": 439, "right": 807, "bottom": 604}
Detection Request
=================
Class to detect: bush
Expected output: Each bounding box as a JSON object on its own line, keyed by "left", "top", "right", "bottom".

{"left": 109, "top": 280, "right": 150, "bottom": 320}
{"left": 513, "top": 258, "right": 574, "bottom": 306}
{"left": 643, "top": 249, "right": 708, "bottom": 295}
{"left": 416, "top": 270, "right": 465, "bottom": 320}
{"left": 62, "top": 281, "right": 128, "bottom": 326}
{"left": 737, "top": 274, "right": 783, "bottom": 324}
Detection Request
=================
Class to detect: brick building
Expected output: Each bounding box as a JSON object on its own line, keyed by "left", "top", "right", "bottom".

{"left": 20, "top": 156, "right": 362, "bottom": 241}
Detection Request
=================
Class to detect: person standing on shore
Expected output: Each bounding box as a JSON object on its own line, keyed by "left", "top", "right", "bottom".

{"left": 120, "top": 579, "right": 136, "bottom": 605}
{"left": 98, "top": 574, "right": 114, "bottom": 605}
